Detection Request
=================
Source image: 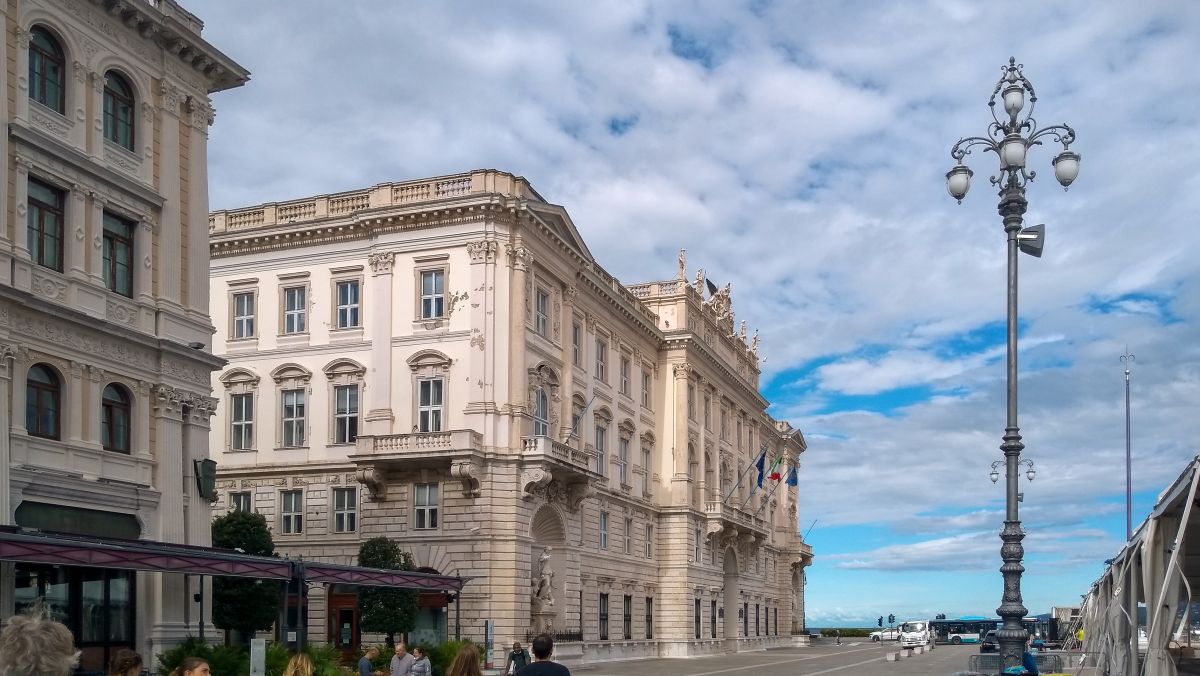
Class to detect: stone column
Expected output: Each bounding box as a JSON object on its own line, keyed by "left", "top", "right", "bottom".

{"left": 149, "top": 385, "right": 188, "bottom": 653}
{"left": 0, "top": 343, "right": 15, "bottom": 525}
{"left": 155, "top": 82, "right": 183, "bottom": 307}
{"left": 12, "top": 28, "right": 30, "bottom": 124}
{"left": 559, "top": 285, "right": 577, "bottom": 440}
{"left": 507, "top": 240, "right": 531, "bottom": 451}
{"left": 184, "top": 98, "right": 214, "bottom": 319}
{"left": 67, "top": 361, "right": 85, "bottom": 444}
{"left": 364, "top": 252, "right": 395, "bottom": 435}
{"left": 87, "top": 71, "right": 105, "bottom": 160}
{"left": 84, "top": 366, "right": 104, "bottom": 450}
{"left": 13, "top": 156, "right": 32, "bottom": 261}
{"left": 87, "top": 191, "right": 107, "bottom": 286}
{"left": 671, "top": 363, "right": 692, "bottom": 504}
{"left": 463, "top": 239, "right": 496, "bottom": 422}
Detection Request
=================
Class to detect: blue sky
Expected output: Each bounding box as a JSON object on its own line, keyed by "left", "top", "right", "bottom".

{"left": 198, "top": 1, "right": 1200, "bottom": 626}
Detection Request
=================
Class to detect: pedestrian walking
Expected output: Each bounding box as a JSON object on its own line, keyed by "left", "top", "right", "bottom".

{"left": 391, "top": 643, "right": 415, "bottom": 676}
{"left": 360, "top": 647, "right": 380, "bottom": 676}
{"left": 410, "top": 647, "right": 432, "bottom": 676}
{"left": 446, "top": 644, "right": 483, "bottom": 676}
{"left": 516, "top": 633, "right": 569, "bottom": 676}
{"left": 108, "top": 649, "right": 143, "bottom": 676}
{"left": 835, "top": 629, "right": 842, "bottom": 646}
{"left": 0, "top": 605, "right": 80, "bottom": 676}
{"left": 505, "top": 642, "right": 531, "bottom": 675}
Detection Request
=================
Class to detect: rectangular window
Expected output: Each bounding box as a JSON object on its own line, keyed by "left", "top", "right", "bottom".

{"left": 756, "top": 603, "right": 760, "bottom": 636}
{"left": 694, "top": 598, "right": 702, "bottom": 639}
{"left": 595, "top": 337, "right": 607, "bottom": 382}
{"left": 420, "top": 269, "right": 445, "bottom": 319}
{"left": 774, "top": 608, "right": 778, "bottom": 636}
{"left": 283, "top": 286, "right": 306, "bottom": 334}
{"left": 598, "top": 593, "right": 610, "bottom": 641}
{"left": 333, "top": 487, "right": 357, "bottom": 533}
{"left": 599, "top": 511, "right": 608, "bottom": 550}
{"left": 617, "top": 437, "right": 629, "bottom": 486}
{"left": 572, "top": 322, "right": 582, "bottom": 366}
{"left": 27, "top": 179, "right": 64, "bottom": 272}
{"left": 229, "top": 491, "right": 252, "bottom": 513}
{"left": 334, "top": 385, "right": 358, "bottom": 443}
{"left": 624, "top": 517, "right": 633, "bottom": 554}
{"left": 687, "top": 382, "right": 696, "bottom": 420}
{"left": 230, "top": 393, "right": 253, "bottom": 450}
{"left": 281, "top": 490, "right": 303, "bottom": 534}
{"left": 619, "top": 355, "right": 631, "bottom": 395}
{"left": 415, "top": 482, "right": 439, "bottom": 529}
{"left": 102, "top": 212, "right": 133, "bottom": 297}
{"left": 641, "top": 447, "right": 651, "bottom": 495}
{"left": 645, "top": 524, "right": 653, "bottom": 559}
{"left": 623, "top": 595, "right": 633, "bottom": 640}
{"left": 641, "top": 370, "right": 652, "bottom": 409}
{"left": 594, "top": 423, "right": 607, "bottom": 476}
{"left": 743, "top": 602, "right": 748, "bottom": 637}
{"left": 721, "top": 407, "right": 728, "bottom": 440}
{"left": 232, "top": 292, "right": 255, "bottom": 339}
{"left": 417, "top": 378, "right": 444, "bottom": 432}
{"left": 704, "top": 395, "right": 712, "bottom": 429}
{"left": 336, "top": 280, "right": 360, "bottom": 328}
{"left": 694, "top": 528, "right": 701, "bottom": 563}
{"left": 645, "top": 597, "right": 654, "bottom": 639}
{"left": 711, "top": 600, "right": 717, "bottom": 638}
{"left": 281, "top": 389, "right": 305, "bottom": 447}
{"left": 535, "top": 288, "right": 549, "bottom": 337}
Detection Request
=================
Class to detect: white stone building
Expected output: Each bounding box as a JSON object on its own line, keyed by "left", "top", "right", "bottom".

{"left": 0, "top": 0, "right": 247, "bottom": 669}
{"left": 208, "top": 170, "right": 813, "bottom": 663}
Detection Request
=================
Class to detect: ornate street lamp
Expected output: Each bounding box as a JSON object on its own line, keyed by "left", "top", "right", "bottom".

{"left": 948, "top": 57, "right": 1079, "bottom": 672}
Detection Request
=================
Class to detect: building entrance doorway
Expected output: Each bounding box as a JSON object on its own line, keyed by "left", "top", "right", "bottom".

{"left": 328, "top": 588, "right": 360, "bottom": 661}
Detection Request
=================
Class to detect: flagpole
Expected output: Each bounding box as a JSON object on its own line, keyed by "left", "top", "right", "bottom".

{"left": 741, "top": 454, "right": 783, "bottom": 509}
{"left": 722, "top": 445, "right": 766, "bottom": 504}
{"left": 563, "top": 395, "right": 597, "bottom": 443}
{"left": 752, "top": 473, "right": 786, "bottom": 518}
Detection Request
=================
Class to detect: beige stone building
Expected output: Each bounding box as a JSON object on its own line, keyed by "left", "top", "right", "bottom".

{"left": 207, "top": 169, "right": 813, "bottom": 663}
{"left": 0, "top": 0, "right": 248, "bottom": 669}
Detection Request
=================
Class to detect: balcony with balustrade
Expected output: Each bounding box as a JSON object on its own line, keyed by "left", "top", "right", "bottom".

{"left": 703, "top": 499, "right": 770, "bottom": 542}
{"left": 519, "top": 436, "right": 606, "bottom": 510}
{"left": 350, "top": 429, "right": 485, "bottom": 500}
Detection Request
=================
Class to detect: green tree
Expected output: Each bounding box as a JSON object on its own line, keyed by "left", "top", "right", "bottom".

{"left": 212, "top": 510, "right": 281, "bottom": 640}
{"left": 357, "top": 537, "right": 418, "bottom": 646}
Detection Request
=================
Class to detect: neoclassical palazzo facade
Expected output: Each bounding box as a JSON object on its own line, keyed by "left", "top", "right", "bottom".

{"left": 208, "top": 169, "right": 813, "bottom": 663}
{"left": 0, "top": 0, "right": 247, "bottom": 669}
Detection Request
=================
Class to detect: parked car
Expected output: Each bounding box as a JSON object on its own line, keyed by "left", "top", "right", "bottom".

{"left": 871, "top": 628, "right": 900, "bottom": 641}
{"left": 980, "top": 630, "right": 999, "bottom": 653}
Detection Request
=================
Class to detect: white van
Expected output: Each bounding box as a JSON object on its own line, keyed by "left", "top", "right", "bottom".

{"left": 899, "top": 620, "right": 931, "bottom": 648}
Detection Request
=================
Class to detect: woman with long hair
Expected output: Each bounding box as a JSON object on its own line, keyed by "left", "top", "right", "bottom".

{"left": 445, "top": 645, "right": 481, "bottom": 676}
{"left": 169, "top": 656, "right": 211, "bottom": 676}
{"left": 283, "top": 652, "right": 315, "bottom": 676}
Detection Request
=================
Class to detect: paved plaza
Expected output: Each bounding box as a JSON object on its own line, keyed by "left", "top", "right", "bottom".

{"left": 573, "top": 643, "right": 1087, "bottom": 676}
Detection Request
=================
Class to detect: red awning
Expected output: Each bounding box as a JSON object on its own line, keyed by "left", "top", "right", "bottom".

{"left": 0, "top": 527, "right": 292, "bottom": 580}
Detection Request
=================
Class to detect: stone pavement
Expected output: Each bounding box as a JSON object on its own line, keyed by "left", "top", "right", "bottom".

{"left": 565, "top": 643, "right": 1086, "bottom": 676}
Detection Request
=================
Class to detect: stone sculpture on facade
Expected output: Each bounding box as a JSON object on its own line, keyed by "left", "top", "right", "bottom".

{"left": 533, "top": 547, "right": 555, "bottom": 607}
{"left": 677, "top": 248, "right": 687, "bottom": 280}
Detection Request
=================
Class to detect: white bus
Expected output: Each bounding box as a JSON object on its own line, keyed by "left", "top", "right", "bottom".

{"left": 929, "top": 618, "right": 993, "bottom": 645}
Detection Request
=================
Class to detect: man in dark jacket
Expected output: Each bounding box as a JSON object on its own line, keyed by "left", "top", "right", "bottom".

{"left": 516, "top": 634, "right": 569, "bottom": 676}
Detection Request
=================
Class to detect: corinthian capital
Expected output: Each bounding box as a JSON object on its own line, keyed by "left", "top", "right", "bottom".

{"left": 367, "top": 251, "right": 396, "bottom": 274}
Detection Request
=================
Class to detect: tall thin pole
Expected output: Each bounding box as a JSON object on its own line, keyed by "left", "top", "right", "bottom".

{"left": 1121, "top": 349, "right": 1135, "bottom": 540}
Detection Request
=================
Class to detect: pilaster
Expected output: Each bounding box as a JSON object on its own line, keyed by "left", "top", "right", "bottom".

{"left": 184, "top": 96, "right": 214, "bottom": 318}
{"left": 560, "top": 284, "right": 577, "bottom": 440}
{"left": 0, "top": 343, "right": 15, "bottom": 525}
{"left": 149, "top": 384, "right": 188, "bottom": 650}
{"left": 87, "top": 191, "right": 107, "bottom": 286}
{"left": 507, "top": 240, "right": 531, "bottom": 451}
{"left": 364, "top": 251, "right": 395, "bottom": 434}
{"left": 464, "top": 238, "right": 497, "bottom": 419}
{"left": 156, "top": 82, "right": 183, "bottom": 305}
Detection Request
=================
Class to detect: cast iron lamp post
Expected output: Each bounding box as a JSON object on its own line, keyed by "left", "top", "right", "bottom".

{"left": 947, "top": 57, "right": 1080, "bottom": 672}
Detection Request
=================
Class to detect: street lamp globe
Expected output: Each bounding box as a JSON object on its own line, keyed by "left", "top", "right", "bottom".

{"left": 990, "top": 468, "right": 1000, "bottom": 484}
{"left": 1000, "top": 134, "right": 1027, "bottom": 169}
{"left": 1002, "top": 85, "right": 1025, "bottom": 117}
{"left": 946, "top": 164, "right": 973, "bottom": 203}
{"left": 1053, "top": 150, "right": 1081, "bottom": 188}
{"left": 1026, "top": 466, "right": 1036, "bottom": 482}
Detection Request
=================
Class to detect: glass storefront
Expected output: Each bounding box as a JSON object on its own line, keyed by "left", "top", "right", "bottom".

{"left": 14, "top": 563, "right": 136, "bottom": 672}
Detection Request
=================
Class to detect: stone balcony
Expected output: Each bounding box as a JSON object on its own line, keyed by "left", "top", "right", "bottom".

{"left": 703, "top": 500, "right": 771, "bottom": 553}
{"left": 350, "top": 429, "right": 484, "bottom": 500}
{"left": 519, "top": 436, "right": 606, "bottom": 511}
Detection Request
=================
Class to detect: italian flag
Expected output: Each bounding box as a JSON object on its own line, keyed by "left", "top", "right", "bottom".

{"left": 767, "top": 455, "right": 784, "bottom": 481}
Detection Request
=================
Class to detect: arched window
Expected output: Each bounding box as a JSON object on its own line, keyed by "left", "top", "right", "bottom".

{"left": 533, "top": 388, "right": 549, "bottom": 436}
{"left": 29, "top": 27, "right": 65, "bottom": 114}
{"left": 103, "top": 71, "right": 135, "bottom": 151}
{"left": 26, "top": 364, "right": 61, "bottom": 439}
{"left": 102, "top": 384, "right": 132, "bottom": 453}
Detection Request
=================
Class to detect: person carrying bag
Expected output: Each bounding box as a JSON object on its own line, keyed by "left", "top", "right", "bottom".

{"left": 505, "top": 643, "right": 531, "bottom": 675}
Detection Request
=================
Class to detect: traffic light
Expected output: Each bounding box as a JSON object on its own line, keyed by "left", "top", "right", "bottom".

{"left": 878, "top": 616, "right": 883, "bottom": 627}
{"left": 888, "top": 613, "right": 895, "bottom": 625}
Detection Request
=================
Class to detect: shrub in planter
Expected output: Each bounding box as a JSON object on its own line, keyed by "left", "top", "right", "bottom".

{"left": 156, "top": 637, "right": 249, "bottom": 676}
